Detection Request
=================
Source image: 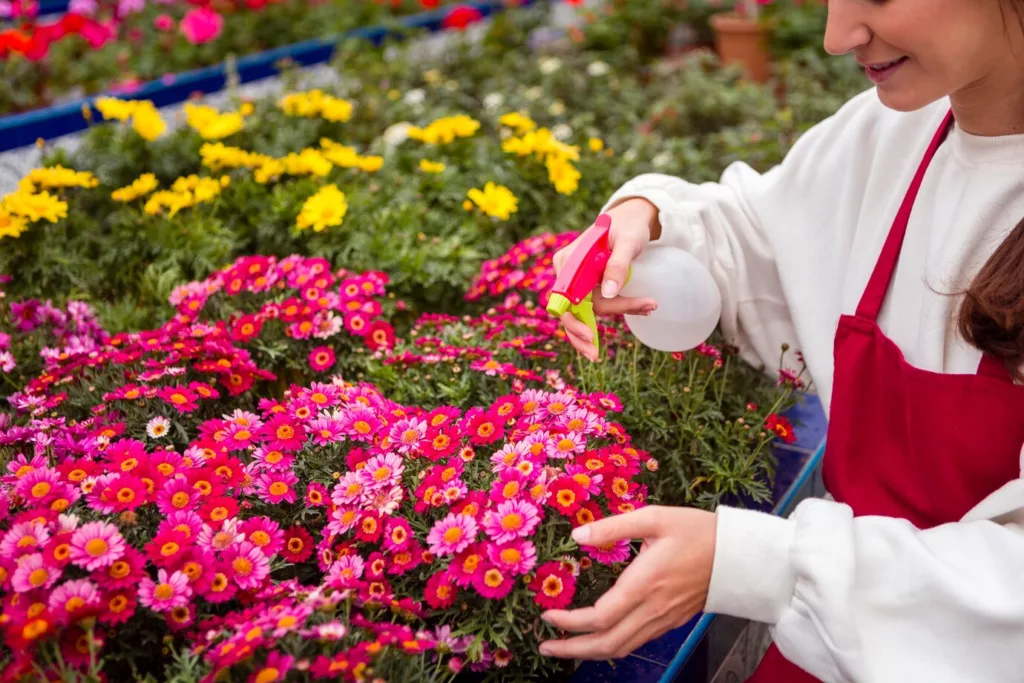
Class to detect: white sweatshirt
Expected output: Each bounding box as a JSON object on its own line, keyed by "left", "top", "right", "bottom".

{"left": 604, "top": 88, "right": 1024, "bottom": 683}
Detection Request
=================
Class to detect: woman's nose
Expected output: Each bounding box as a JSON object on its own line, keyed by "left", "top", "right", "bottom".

{"left": 823, "top": 0, "right": 873, "bottom": 56}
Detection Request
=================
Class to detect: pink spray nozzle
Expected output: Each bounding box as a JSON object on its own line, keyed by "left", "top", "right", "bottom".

{"left": 550, "top": 214, "right": 613, "bottom": 305}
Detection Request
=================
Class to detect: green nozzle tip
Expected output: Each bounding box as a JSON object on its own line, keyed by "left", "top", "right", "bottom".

{"left": 546, "top": 293, "right": 570, "bottom": 317}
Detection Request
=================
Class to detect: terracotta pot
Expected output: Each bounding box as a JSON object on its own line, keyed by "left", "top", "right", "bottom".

{"left": 709, "top": 12, "right": 772, "bottom": 83}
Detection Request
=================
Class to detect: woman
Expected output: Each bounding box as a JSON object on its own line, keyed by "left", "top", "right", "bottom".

{"left": 538, "top": 0, "right": 1024, "bottom": 681}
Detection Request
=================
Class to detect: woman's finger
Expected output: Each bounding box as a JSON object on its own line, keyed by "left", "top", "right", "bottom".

{"left": 592, "top": 295, "right": 658, "bottom": 316}
{"left": 600, "top": 230, "right": 644, "bottom": 299}
{"left": 573, "top": 505, "right": 665, "bottom": 546}
{"left": 559, "top": 312, "right": 593, "bottom": 343}
{"left": 540, "top": 595, "right": 666, "bottom": 660}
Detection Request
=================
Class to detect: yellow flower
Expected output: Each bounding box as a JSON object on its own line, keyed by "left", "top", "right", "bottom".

{"left": 21, "top": 166, "right": 98, "bottom": 191}
{"left": 281, "top": 149, "right": 332, "bottom": 178}
{"left": 200, "top": 143, "right": 271, "bottom": 171}
{"left": 588, "top": 137, "right": 605, "bottom": 152}
{"left": 132, "top": 103, "right": 167, "bottom": 141}
{"left": 184, "top": 104, "right": 245, "bottom": 141}
{"left": 4, "top": 189, "right": 68, "bottom": 223}
{"left": 94, "top": 97, "right": 137, "bottom": 122}
{"left": 546, "top": 157, "right": 581, "bottom": 196}
{"left": 423, "top": 69, "right": 442, "bottom": 84}
{"left": 419, "top": 160, "right": 446, "bottom": 174}
{"left": 0, "top": 209, "right": 28, "bottom": 240}
{"left": 387, "top": 89, "right": 401, "bottom": 101}
{"left": 254, "top": 160, "right": 285, "bottom": 184}
{"left": 279, "top": 90, "right": 353, "bottom": 123}
{"left": 499, "top": 112, "right": 537, "bottom": 135}
{"left": 144, "top": 190, "right": 191, "bottom": 218}
{"left": 111, "top": 173, "right": 159, "bottom": 202}
{"left": 466, "top": 182, "right": 518, "bottom": 221}
{"left": 408, "top": 115, "right": 480, "bottom": 145}
{"left": 239, "top": 102, "right": 255, "bottom": 117}
{"left": 462, "top": 200, "right": 473, "bottom": 211}
{"left": 296, "top": 184, "right": 348, "bottom": 232}
{"left": 319, "top": 140, "right": 362, "bottom": 168}
{"left": 358, "top": 156, "right": 383, "bottom": 173}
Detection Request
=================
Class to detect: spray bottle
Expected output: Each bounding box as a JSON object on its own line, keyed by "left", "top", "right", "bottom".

{"left": 546, "top": 213, "right": 722, "bottom": 355}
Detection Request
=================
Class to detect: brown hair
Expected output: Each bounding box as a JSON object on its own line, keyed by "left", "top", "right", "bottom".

{"left": 958, "top": 219, "right": 1024, "bottom": 382}
{"left": 958, "top": 1, "right": 1024, "bottom": 382}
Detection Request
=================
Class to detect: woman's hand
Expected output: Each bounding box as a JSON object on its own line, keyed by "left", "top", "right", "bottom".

{"left": 538, "top": 505, "right": 717, "bottom": 661}
{"left": 552, "top": 198, "right": 661, "bottom": 361}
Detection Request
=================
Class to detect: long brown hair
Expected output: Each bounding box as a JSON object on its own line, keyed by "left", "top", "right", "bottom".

{"left": 957, "top": 2, "right": 1024, "bottom": 382}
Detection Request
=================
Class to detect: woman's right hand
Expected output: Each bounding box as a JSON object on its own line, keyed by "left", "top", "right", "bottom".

{"left": 552, "top": 198, "right": 662, "bottom": 361}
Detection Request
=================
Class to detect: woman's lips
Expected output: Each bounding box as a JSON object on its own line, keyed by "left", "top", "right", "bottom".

{"left": 861, "top": 56, "right": 909, "bottom": 84}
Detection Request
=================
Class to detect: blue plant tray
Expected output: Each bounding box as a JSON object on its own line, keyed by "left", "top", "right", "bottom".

{"left": 570, "top": 394, "right": 828, "bottom": 683}
{"left": 0, "top": 0, "right": 529, "bottom": 152}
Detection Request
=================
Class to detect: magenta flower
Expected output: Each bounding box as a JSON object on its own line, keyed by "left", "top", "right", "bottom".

{"left": 179, "top": 7, "right": 222, "bottom": 45}
{"left": 69, "top": 521, "right": 126, "bottom": 571}
{"left": 0, "top": 521, "right": 50, "bottom": 557}
{"left": 427, "top": 512, "right": 478, "bottom": 557}
{"left": 325, "top": 554, "right": 365, "bottom": 588}
{"left": 153, "top": 12, "right": 174, "bottom": 31}
{"left": 482, "top": 498, "right": 541, "bottom": 544}
{"left": 582, "top": 538, "right": 632, "bottom": 564}
{"left": 486, "top": 539, "right": 537, "bottom": 576}
{"left": 255, "top": 470, "right": 298, "bottom": 504}
{"left": 223, "top": 542, "right": 270, "bottom": 590}
{"left": 139, "top": 569, "right": 192, "bottom": 612}
{"left": 338, "top": 406, "right": 381, "bottom": 442}
{"left": 382, "top": 517, "right": 412, "bottom": 552}
{"left": 472, "top": 563, "right": 514, "bottom": 600}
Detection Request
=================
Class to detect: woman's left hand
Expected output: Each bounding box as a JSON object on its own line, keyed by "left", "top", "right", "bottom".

{"left": 539, "top": 505, "right": 718, "bottom": 660}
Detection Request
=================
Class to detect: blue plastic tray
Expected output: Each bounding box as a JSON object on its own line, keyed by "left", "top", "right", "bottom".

{"left": 570, "top": 394, "right": 828, "bottom": 683}
{"left": 0, "top": 0, "right": 528, "bottom": 152}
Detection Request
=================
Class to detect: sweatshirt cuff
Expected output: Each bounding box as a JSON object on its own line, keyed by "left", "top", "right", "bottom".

{"left": 705, "top": 506, "right": 797, "bottom": 625}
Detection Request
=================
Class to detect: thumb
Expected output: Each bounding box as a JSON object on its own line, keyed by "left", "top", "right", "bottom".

{"left": 572, "top": 505, "right": 664, "bottom": 546}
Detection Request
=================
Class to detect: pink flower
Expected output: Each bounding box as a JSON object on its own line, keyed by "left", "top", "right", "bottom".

{"left": 179, "top": 7, "right": 222, "bottom": 45}
{"left": 139, "top": 569, "right": 192, "bottom": 612}
{"left": 308, "top": 415, "right": 343, "bottom": 445}
{"left": 308, "top": 346, "right": 336, "bottom": 373}
{"left": 325, "top": 554, "right": 364, "bottom": 588}
{"left": 153, "top": 13, "right": 174, "bottom": 31}
{"left": 361, "top": 484, "right": 403, "bottom": 516}
{"left": 223, "top": 542, "right": 270, "bottom": 590}
{"left": 48, "top": 578, "right": 101, "bottom": 622}
{"left": 305, "top": 482, "right": 328, "bottom": 507}
{"left": 338, "top": 406, "right": 381, "bottom": 442}
{"left": 582, "top": 538, "right": 632, "bottom": 564}
{"left": 388, "top": 417, "right": 428, "bottom": 455}
{"left": 1, "top": 521, "right": 50, "bottom": 557}
{"left": 357, "top": 453, "right": 404, "bottom": 490}
{"left": 472, "top": 563, "right": 514, "bottom": 599}
{"left": 241, "top": 517, "right": 284, "bottom": 556}
{"left": 255, "top": 470, "right": 298, "bottom": 504}
{"left": 486, "top": 539, "right": 537, "bottom": 576}
{"left": 383, "top": 517, "right": 412, "bottom": 552}
{"left": 69, "top": 521, "right": 125, "bottom": 571}
{"left": 547, "top": 432, "right": 586, "bottom": 459}
{"left": 251, "top": 652, "right": 294, "bottom": 683}
{"left": 481, "top": 498, "right": 541, "bottom": 544}
{"left": 12, "top": 553, "right": 59, "bottom": 592}
{"left": 426, "top": 512, "right": 478, "bottom": 557}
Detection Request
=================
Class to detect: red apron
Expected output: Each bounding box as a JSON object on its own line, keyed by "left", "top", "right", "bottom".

{"left": 749, "top": 111, "right": 1024, "bottom": 682}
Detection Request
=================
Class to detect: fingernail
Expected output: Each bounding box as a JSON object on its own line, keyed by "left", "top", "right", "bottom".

{"left": 541, "top": 613, "right": 553, "bottom": 624}
{"left": 644, "top": 303, "right": 658, "bottom": 313}
{"left": 539, "top": 646, "right": 552, "bottom": 657}
{"left": 601, "top": 280, "right": 618, "bottom": 298}
{"left": 572, "top": 525, "right": 592, "bottom": 544}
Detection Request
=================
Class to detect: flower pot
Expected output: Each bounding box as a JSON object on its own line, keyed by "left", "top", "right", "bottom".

{"left": 709, "top": 12, "right": 772, "bottom": 83}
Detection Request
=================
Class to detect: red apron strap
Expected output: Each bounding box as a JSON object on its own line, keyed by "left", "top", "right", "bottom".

{"left": 856, "top": 110, "right": 955, "bottom": 320}
{"left": 978, "top": 353, "right": 1013, "bottom": 381}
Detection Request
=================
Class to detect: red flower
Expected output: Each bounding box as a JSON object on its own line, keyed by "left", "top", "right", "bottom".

{"left": 765, "top": 414, "right": 796, "bottom": 444}
{"left": 364, "top": 321, "right": 396, "bottom": 351}
{"left": 442, "top": 4, "right": 483, "bottom": 30}
{"left": 157, "top": 385, "right": 200, "bottom": 413}
{"left": 464, "top": 409, "right": 504, "bottom": 446}
{"left": 308, "top": 346, "right": 336, "bottom": 373}
{"left": 231, "top": 314, "right": 263, "bottom": 342}
{"left": 529, "top": 561, "right": 576, "bottom": 609}
{"left": 548, "top": 478, "right": 586, "bottom": 516}
{"left": 260, "top": 414, "right": 306, "bottom": 452}
{"left": 424, "top": 570, "right": 457, "bottom": 609}
{"left": 198, "top": 496, "right": 239, "bottom": 525}
{"left": 281, "top": 525, "right": 314, "bottom": 564}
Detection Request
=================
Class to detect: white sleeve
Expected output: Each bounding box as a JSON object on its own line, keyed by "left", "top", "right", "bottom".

{"left": 705, "top": 446, "right": 1024, "bottom": 683}
{"left": 600, "top": 88, "right": 896, "bottom": 377}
